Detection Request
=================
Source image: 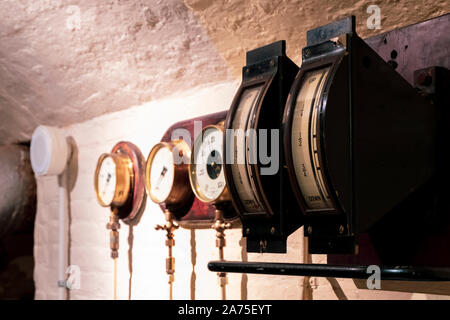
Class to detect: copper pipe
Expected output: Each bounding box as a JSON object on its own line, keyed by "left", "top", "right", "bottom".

{"left": 212, "top": 208, "right": 231, "bottom": 300}
{"left": 106, "top": 207, "right": 120, "bottom": 300}
{"left": 113, "top": 258, "right": 117, "bottom": 300}
{"left": 156, "top": 210, "right": 178, "bottom": 300}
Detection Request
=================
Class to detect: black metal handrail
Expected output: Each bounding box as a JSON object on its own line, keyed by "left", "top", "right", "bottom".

{"left": 208, "top": 261, "right": 450, "bottom": 281}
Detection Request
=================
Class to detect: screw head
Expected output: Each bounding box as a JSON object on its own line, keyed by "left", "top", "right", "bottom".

{"left": 304, "top": 48, "right": 311, "bottom": 57}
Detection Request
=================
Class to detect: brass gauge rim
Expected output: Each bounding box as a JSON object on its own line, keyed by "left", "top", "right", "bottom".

{"left": 94, "top": 152, "right": 133, "bottom": 207}
{"left": 189, "top": 124, "right": 230, "bottom": 204}
{"left": 145, "top": 140, "right": 192, "bottom": 206}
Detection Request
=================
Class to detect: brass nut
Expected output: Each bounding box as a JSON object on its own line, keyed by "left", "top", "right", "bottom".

{"left": 166, "top": 257, "right": 175, "bottom": 274}
{"left": 111, "top": 250, "right": 118, "bottom": 259}
{"left": 216, "top": 238, "right": 226, "bottom": 248}
{"left": 218, "top": 274, "right": 228, "bottom": 286}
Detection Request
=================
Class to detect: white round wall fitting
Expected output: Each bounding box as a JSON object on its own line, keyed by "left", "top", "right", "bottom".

{"left": 30, "top": 125, "right": 70, "bottom": 176}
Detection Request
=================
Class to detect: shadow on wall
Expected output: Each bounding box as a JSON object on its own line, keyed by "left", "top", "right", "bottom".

{"left": 354, "top": 279, "right": 450, "bottom": 296}
{"left": 65, "top": 136, "right": 78, "bottom": 300}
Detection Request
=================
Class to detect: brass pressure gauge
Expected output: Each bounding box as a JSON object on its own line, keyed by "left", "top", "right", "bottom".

{"left": 189, "top": 124, "right": 230, "bottom": 205}
{"left": 145, "top": 140, "right": 192, "bottom": 211}
{"left": 190, "top": 123, "right": 232, "bottom": 300}
{"left": 95, "top": 153, "right": 133, "bottom": 207}
{"left": 93, "top": 141, "right": 146, "bottom": 300}
{"left": 145, "top": 139, "right": 192, "bottom": 300}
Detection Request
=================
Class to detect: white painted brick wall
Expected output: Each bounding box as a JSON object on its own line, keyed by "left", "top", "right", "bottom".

{"left": 34, "top": 81, "right": 450, "bottom": 300}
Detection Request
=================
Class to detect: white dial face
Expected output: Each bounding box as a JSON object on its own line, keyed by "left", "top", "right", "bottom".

{"left": 191, "top": 127, "right": 226, "bottom": 202}
{"left": 291, "top": 67, "right": 333, "bottom": 210}
{"left": 149, "top": 146, "right": 175, "bottom": 203}
{"left": 229, "top": 85, "right": 266, "bottom": 213}
{"left": 97, "top": 156, "right": 117, "bottom": 206}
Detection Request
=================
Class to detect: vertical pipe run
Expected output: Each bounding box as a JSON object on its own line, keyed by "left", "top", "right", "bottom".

{"left": 212, "top": 209, "right": 231, "bottom": 300}
{"left": 113, "top": 258, "right": 118, "bottom": 300}
{"left": 107, "top": 208, "right": 120, "bottom": 300}
{"left": 57, "top": 171, "right": 69, "bottom": 300}
{"left": 29, "top": 126, "right": 72, "bottom": 300}
{"left": 155, "top": 210, "right": 178, "bottom": 300}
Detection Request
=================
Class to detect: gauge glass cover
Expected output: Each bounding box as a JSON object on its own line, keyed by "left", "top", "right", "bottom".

{"left": 97, "top": 155, "right": 117, "bottom": 206}
{"left": 148, "top": 146, "right": 175, "bottom": 203}
{"left": 229, "top": 85, "right": 266, "bottom": 213}
{"left": 191, "top": 127, "right": 226, "bottom": 202}
{"left": 290, "top": 67, "right": 333, "bottom": 210}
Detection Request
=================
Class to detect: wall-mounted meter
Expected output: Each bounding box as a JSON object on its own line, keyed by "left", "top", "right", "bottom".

{"left": 145, "top": 139, "right": 193, "bottom": 300}
{"left": 158, "top": 111, "right": 239, "bottom": 228}
{"left": 190, "top": 123, "right": 233, "bottom": 300}
{"left": 283, "top": 16, "right": 436, "bottom": 254}
{"left": 224, "top": 40, "right": 303, "bottom": 253}
{"left": 94, "top": 142, "right": 146, "bottom": 299}
{"left": 189, "top": 124, "right": 230, "bottom": 206}
{"left": 146, "top": 140, "right": 193, "bottom": 214}
{"left": 94, "top": 142, "right": 146, "bottom": 257}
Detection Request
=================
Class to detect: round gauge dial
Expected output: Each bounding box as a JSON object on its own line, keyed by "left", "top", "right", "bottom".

{"left": 148, "top": 146, "right": 174, "bottom": 203}
{"left": 97, "top": 155, "right": 117, "bottom": 206}
{"left": 94, "top": 153, "right": 132, "bottom": 207}
{"left": 145, "top": 140, "right": 191, "bottom": 207}
{"left": 189, "top": 125, "right": 228, "bottom": 203}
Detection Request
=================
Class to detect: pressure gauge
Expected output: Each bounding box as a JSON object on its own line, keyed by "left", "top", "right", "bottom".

{"left": 95, "top": 152, "right": 133, "bottom": 207}
{"left": 145, "top": 140, "right": 192, "bottom": 211}
{"left": 94, "top": 142, "right": 146, "bottom": 265}
{"left": 189, "top": 124, "right": 229, "bottom": 204}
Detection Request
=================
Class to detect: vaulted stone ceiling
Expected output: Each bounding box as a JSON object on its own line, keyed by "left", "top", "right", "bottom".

{"left": 0, "top": 0, "right": 232, "bottom": 144}
{"left": 0, "top": 0, "right": 448, "bottom": 144}
{"left": 184, "top": 0, "right": 449, "bottom": 77}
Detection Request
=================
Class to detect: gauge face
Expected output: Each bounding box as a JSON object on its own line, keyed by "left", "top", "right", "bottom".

{"left": 147, "top": 145, "right": 175, "bottom": 203}
{"left": 229, "top": 85, "right": 266, "bottom": 214}
{"left": 190, "top": 126, "right": 226, "bottom": 203}
{"left": 95, "top": 152, "right": 132, "bottom": 208}
{"left": 290, "top": 67, "right": 334, "bottom": 210}
{"left": 96, "top": 155, "right": 117, "bottom": 206}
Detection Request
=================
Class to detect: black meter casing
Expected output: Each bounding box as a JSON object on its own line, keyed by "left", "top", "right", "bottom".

{"left": 283, "top": 17, "right": 437, "bottom": 254}
{"left": 224, "top": 40, "right": 303, "bottom": 253}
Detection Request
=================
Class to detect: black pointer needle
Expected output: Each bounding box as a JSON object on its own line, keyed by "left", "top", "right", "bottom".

{"left": 154, "top": 166, "right": 168, "bottom": 190}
